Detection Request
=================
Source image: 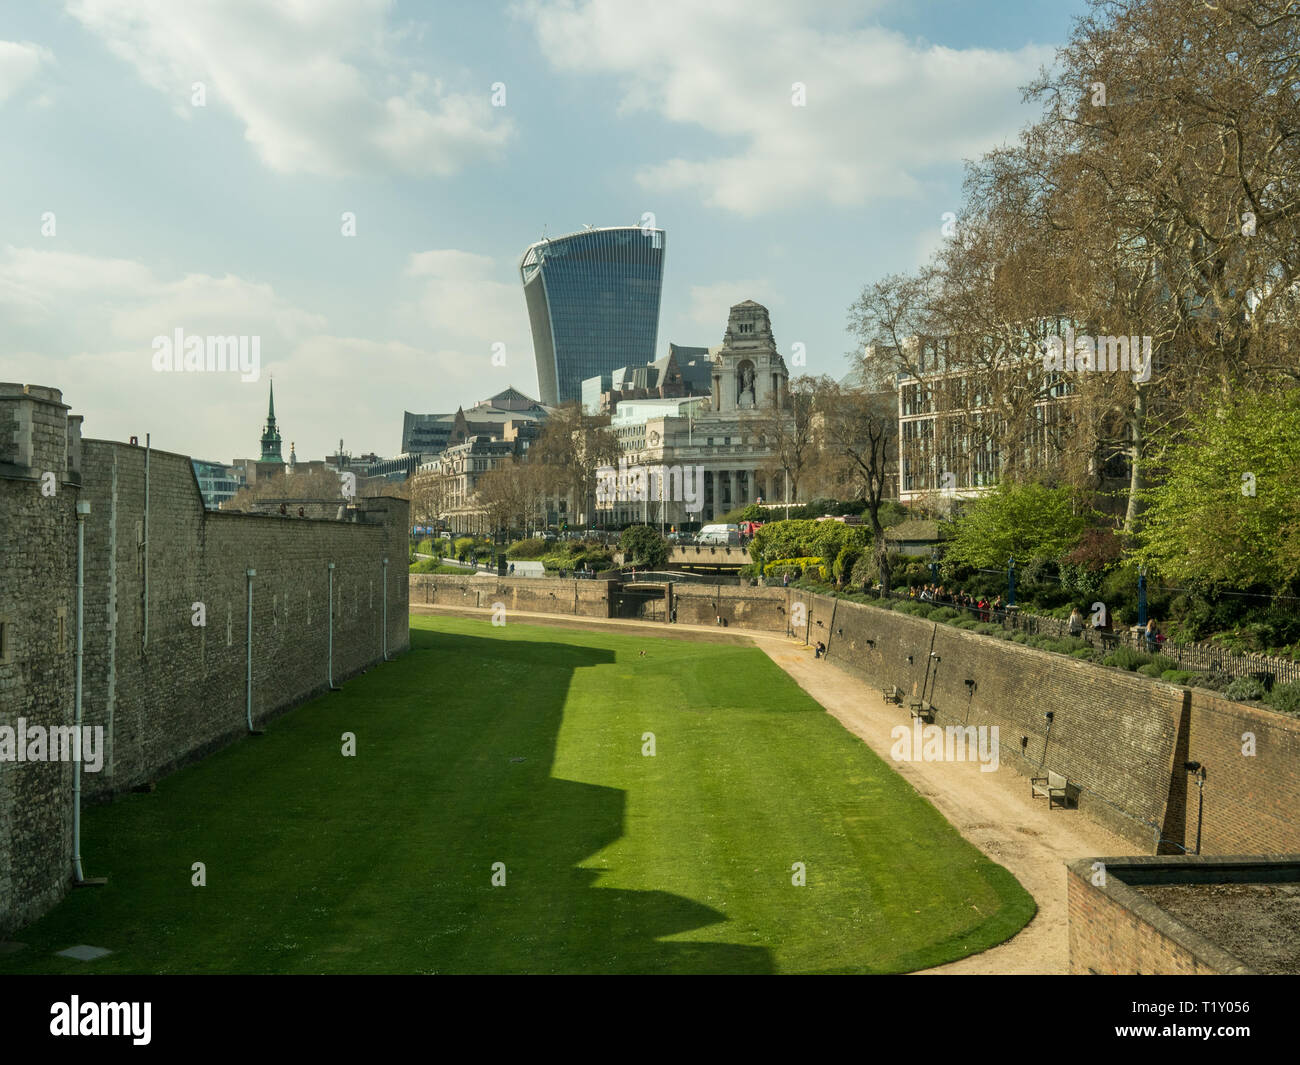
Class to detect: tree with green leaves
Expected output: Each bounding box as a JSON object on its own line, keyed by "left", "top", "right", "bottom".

{"left": 1130, "top": 387, "right": 1300, "bottom": 590}
{"left": 619, "top": 525, "right": 669, "bottom": 569}
{"left": 941, "top": 481, "right": 1087, "bottom": 572}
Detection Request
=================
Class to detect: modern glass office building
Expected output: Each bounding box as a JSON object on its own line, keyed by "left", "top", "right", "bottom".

{"left": 519, "top": 225, "right": 666, "bottom": 406}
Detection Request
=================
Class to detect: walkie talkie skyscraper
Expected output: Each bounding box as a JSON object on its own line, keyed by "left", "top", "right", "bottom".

{"left": 520, "top": 225, "right": 665, "bottom": 406}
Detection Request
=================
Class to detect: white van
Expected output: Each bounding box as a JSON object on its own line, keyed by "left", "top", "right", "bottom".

{"left": 697, "top": 523, "right": 740, "bottom": 546}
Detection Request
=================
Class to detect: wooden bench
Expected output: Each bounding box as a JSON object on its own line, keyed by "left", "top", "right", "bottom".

{"left": 879, "top": 685, "right": 901, "bottom": 704}
{"left": 908, "top": 699, "right": 934, "bottom": 723}
{"left": 1030, "top": 770, "right": 1075, "bottom": 809}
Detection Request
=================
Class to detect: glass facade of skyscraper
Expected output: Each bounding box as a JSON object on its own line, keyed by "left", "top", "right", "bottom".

{"left": 520, "top": 226, "right": 665, "bottom": 405}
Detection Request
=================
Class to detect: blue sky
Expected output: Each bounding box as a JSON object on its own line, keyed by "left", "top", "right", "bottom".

{"left": 1, "top": 0, "right": 1087, "bottom": 461}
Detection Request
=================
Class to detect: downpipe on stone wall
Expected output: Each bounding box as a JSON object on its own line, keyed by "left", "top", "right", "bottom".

{"left": 72, "top": 500, "right": 105, "bottom": 889}
{"left": 381, "top": 558, "right": 388, "bottom": 661}
{"left": 245, "top": 568, "right": 262, "bottom": 734}
{"left": 73, "top": 501, "right": 89, "bottom": 883}
{"left": 327, "top": 562, "right": 340, "bottom": 690}
{"left": 142, "top": 432, "right": 150, "bottom": 652}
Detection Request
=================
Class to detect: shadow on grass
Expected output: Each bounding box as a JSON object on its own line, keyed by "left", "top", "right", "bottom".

{"left": 1, "top": 624, "right": 773, "bottom": 974}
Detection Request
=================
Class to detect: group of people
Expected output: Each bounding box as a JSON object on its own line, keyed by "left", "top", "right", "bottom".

{"left": 910, "top": 584, "right": 1006, "bottom": 622}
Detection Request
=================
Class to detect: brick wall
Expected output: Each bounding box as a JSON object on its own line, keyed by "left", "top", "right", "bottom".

{"left": 1, "top": 386, "right": 408, "bottom": 934}
{"left": 1161, "top": 692, "right": 1300, "bottom": 856}
{"left": 822, "top": 598, "right": 1182, "bottom": 848}
{"left": 1066, "top": 861, "right": 1234, "bottom": 974}
{"left": 1066, "top": 856, "right": 1290, "bottom": 974}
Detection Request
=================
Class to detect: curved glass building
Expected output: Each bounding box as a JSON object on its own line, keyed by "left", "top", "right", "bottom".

{"left": 520, "top": 225, "right": 666, "bottom": 406}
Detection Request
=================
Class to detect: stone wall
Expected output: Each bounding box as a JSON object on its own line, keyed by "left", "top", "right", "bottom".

{"left": 75, "top": 440, "right": 410, "bottom": 797}
{"left": 1, "top": 385, "right": 408, "bottom": 934}
{"left": 0, "top": 386, "right": 80, "bottom": 935}
{"left": 410, "top": 573, "right": 616, "bottom": 618}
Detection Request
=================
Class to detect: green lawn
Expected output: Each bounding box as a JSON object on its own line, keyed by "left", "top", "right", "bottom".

{"left": 0, "top": 615, "right": 1034, "bottom": 974}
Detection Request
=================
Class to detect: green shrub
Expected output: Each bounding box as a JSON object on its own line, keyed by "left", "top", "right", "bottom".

{"left": 505, "top": 538, "right": 549, "bottom": 559}
{"left": 1138, "top": 663, "right": 1163, "bottom": 678}
{"left": 1224, "top": 676, "right": 1266, "bottom": 702}
{"left": 763, "top": 556, "right": 826, "bottom": 581}
{"left": 409, "top": 558, "right": 475, "bottom": 574}
{"left": 1148, "top": 654, "right": 1178, "bottom": 674}
{"left": 928, "top": 607, "right": 960, "bottom": 623}
{"left": 1102, "top": 646, "right": 1150, "bottom": 671}
{"left": 1161, "top": 670, "right": 1198, "bottom": 686}
{"left": 1265, "top": 681, "right": 1300, "bottom": 714}
{"left": 955, "top": 619, "right": 980, "bottom": 630}
{"left": 1071, "top": 648, "right": 1096, "bottom": 660}
{"left": 974, "top": 623, "right": 999, "bottom": 635}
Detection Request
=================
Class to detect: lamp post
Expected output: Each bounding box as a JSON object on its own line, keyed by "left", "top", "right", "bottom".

{"left": 1138, "top": 564, "right": 1148, "bottom": 628}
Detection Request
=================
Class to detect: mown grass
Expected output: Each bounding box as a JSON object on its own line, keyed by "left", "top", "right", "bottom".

{"left": 1, "top": 615, "right": 1034, "bottom": 974}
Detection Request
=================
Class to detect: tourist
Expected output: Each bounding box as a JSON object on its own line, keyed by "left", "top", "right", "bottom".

{"left": 1068, "top": 607, "right": 1084, "bottom": 637}
{"left": 1145, "top": 619, "right": 1159, "bottom": 653}
{"left": 977, "top": 597, "right": 988, "bottom": 622}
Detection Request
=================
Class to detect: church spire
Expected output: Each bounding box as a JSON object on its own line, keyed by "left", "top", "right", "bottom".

{"left": 260, "top": 380, "right": 283, "bottom": 463}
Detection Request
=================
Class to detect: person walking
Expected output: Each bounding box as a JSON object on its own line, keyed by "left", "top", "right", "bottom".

{"left": 1068, "top": 607, "right": 1084, "bottom": 638}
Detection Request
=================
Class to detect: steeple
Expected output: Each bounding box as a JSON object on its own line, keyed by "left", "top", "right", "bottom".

{"left": 260, "top": 380, "right": 283, "bottom": 463}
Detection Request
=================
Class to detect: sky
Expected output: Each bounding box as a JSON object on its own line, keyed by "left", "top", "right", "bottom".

{"left": 0, "top": 0, "right": 1088, "bottom": 462}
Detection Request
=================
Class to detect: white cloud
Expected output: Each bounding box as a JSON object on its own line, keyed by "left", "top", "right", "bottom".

{"left": 0, "top": 244, "right": 538, "bottom": 458}
{"left": 0, "top": 41, "right": 53, "bottom": 105}
{"left": 403, "top": 247, "right": 531, "bottom": 366}
{"left": 516, "top": 0, "right": 1053, "bottom": 214}
{"left": 65, "top": 0, "right": 512, "bottom": 177}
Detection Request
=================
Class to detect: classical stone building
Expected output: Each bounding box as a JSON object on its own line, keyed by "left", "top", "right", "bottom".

{"left": 596, "top": 300, "right": 796, "bottom": 527}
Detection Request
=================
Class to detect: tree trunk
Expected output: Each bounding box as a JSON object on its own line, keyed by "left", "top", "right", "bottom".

{"left": 1123, "top": 384, "right": 1147, "bottom": 536}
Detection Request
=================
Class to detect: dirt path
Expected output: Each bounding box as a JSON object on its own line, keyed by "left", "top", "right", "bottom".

{"left": 413, "top": 605, "right": 1134, "bottom": 973}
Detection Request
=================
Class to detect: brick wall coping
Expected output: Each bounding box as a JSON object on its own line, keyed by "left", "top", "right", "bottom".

{"left": 1068, "top": 855, "right": 1300, "bottom": 975}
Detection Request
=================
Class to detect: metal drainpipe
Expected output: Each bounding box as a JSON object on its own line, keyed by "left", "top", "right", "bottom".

{"left": 381, "top": 558, "right": 388, "bottom": 660}
{"left": 143, "top": 433, "right": 150, "bottom": 651}
{"left": 245, "top": 568, "right": 255, "bottom": 731}
{"left": 327, "top": 562, "right": 339, "bottom": 689}
{"left": 73, "top": 500, "right": 90, "bottom": 882}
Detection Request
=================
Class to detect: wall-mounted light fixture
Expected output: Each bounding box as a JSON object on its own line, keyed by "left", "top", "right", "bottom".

{"left": 1044, "top": 710, "right": 1054, "bottom": 721}
{"left": 906, "top": 655, "right": 913, "bottom": 664}
{"left": 1020, "top": 736, "right": 1029, "bottom": 749}
{"left": 964, "top": 678, "right": 976, "bottom": 689}
{"left": 865, "top": 638, "right": 875, "bottom": 648}
{"left": 930, "top": 653, "right": 940, "bottom": 662}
